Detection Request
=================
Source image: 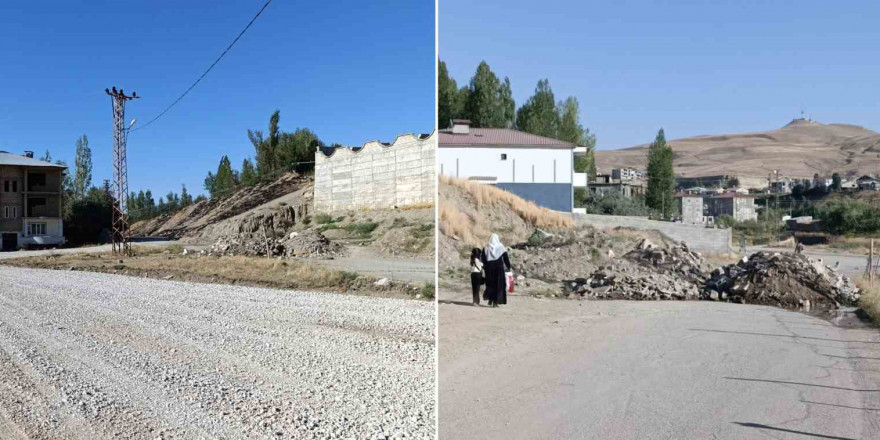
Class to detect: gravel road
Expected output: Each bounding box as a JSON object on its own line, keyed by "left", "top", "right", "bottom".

{"left": 440, "top": 289, "right": 880, "bottom": 439}
{"left": 0, "top": 266, "right": 435, "bottom": 439}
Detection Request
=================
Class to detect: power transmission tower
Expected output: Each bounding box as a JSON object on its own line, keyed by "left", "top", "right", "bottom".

{"left": 105, "top": 87, "right": 138, "bottom": 256}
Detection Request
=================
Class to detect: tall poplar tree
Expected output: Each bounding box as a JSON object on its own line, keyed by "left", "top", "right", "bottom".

{"left": 645, "top": 129, "right": 675, "bottom": 218}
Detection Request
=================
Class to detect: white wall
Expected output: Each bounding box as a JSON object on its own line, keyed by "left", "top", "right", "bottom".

{"left": 314, "top": 133, "right": 435, "bottom": 213}
{"left": 438, "top": 147, "right": 573, "bottom": 184}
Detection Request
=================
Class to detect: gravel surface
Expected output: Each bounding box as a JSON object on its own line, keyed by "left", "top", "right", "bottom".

{"left": 0, "top": 266, "right": 435, "bottom": 439}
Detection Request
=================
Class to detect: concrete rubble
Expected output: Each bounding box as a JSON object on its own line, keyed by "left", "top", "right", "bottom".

{"left": 703, "top": 251, "right": 860, "bottom": 310}
{"left": 562, "top": 238, "right": 859, "bottom": 311}
{"left": 208, "top": 229, "right": 344, "bottom": 259}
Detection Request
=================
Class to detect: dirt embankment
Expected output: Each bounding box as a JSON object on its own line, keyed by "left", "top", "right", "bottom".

{"left": 132, "top": 172, "right": 434, "bottom": 260}
{"left": 439, "top": 178, "right": 861, "bottom": 311}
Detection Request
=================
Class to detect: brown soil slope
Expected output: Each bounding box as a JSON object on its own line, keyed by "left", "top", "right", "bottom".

{"left": 596, "top": 120, "right": 880, "bottom": 180}
{"left": 131, "top": 173, "right": 312, "bottom": 239}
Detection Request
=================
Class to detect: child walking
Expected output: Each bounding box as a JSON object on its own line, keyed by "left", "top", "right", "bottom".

{"left": 470, "top": 248, "right": 484, "bottom": 306}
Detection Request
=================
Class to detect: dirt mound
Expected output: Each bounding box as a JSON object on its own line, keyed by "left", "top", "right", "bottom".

{"left": 131, "top": 173, "right": 311, "bottom": 239}
{"left": 703, "top": 251, "right": 860, "bottom": 310}
{"left": 208, "top": 229, "right": 344, "bottom": 259}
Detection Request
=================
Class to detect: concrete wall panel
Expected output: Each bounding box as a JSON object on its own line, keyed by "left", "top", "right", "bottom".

{"left": 314, "top": 132, "right": 435, "bottom": 213}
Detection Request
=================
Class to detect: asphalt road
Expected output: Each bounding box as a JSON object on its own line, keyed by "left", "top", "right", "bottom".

{"left": 0, "top": 266, "right": 435, "bottom": 439}
{"left": 312, "top": 246, "right": 436, "bottom": 283}
{"left": 0, "top": 238, "right": 174, "bottom": 260}
{"left": 439, "top": 291, "right": 880, "bottom": 439}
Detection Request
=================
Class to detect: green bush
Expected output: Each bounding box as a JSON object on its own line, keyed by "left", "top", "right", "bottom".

{"left": 315, "top": 213, "right": 333, "bottom": 224}
{"left": 420, "top": 282, "right": 435, "bottom": 299}
{"left": 575, "top": 191, "right": 654, "bottom": 217}
{"left": 345, "top": 222, "right": 379, "bottom": 236}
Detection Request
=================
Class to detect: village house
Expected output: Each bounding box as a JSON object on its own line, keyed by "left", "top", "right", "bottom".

{"left": 0, "top": 151, "right": 67, "bottom": 251}
{"left": 438, "top": 120, "right": 576, "bottom": 211}
{"left": 677, "top": 192, "right": 758, "bottom": 225}
{"left": 857, "top": 175, "right": 880, "bottom": 191}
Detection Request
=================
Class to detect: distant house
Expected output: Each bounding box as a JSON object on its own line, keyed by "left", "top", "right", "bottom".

{"left": 678, "top": 192, "right": 757, "bottom": 224}
{"left": 0, "top": 151, "right": 67, "bottom": 251}
{"left": 812, "top": 175, "right": 832, "bottom": 190}
{"left": 840, "top": 179, "right": 857, "bottom": 190}
{"left": 857, "top": 175, "right": 879, "bottom": 191}
{"left": 438, "top": 120, "right": 576, "bottom": 212}
{"left": 679, "top": 194, "right": 705, "bottom": 225}
{"left": 706, "top": 193, "right": 758, "bottom": 221}
{"left": 611, "top": 168, "right": 640, "bottom": 181}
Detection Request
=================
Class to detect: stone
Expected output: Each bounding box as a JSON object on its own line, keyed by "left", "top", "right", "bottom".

{"left": 374, "top": 278, "right": 390, "bottom": 287}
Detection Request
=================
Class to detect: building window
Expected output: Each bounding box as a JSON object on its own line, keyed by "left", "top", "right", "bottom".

{"left": 501, "top": 154, "right": 507, "bottom": 160}
{"left": 2, "top": 206, "right": 17, "bottom": 219}
{"left": 12, "top": 181, "right": 16, "bottom": 192}
{"left": 3, "top": 180, "right": 15, "bottom": 193}
{"left": 28, "top": 222, "right": 47, "bottom": 236}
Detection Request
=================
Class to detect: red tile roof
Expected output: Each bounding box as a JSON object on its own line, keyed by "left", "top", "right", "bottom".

{"left": 439, "top": 127, "right": 575, "bottom": 149}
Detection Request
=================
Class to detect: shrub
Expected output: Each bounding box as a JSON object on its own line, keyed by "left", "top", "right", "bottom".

{"left": 420, "top": 282, "right": 435, "bottom": 299}
{"left": 575, "top": 191, "right": 654, "bottom": 217}
{"left": 315, "top": 213, "right": 333, "bottom": 224}
{"left": 345, "top": 222, "right": 378, "bottom": 236}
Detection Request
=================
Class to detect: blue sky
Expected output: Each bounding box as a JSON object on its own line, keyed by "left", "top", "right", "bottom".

{"left": 0, "top": 0, "right": 435, "bottom": 197}
{"left": 440, "top": 0, "right": 880, "bottom": 150}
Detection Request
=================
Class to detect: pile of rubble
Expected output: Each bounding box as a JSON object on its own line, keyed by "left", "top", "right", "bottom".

{"left": 624, "top": 239, "right": 708, "bottom": 284}
{"left": 564, "top": 239, "right": 706, "bottom": 301}
{"left": 703, "top": 251, "right": 860, "bottom": 310}
{"left": 570, "top": 266, "right": 702, "bottom": 300}
{"left": 208, "top": 229, "right": 344, "bottom": 259}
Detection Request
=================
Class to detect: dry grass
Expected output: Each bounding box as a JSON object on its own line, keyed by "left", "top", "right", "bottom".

{"left": 856, "top": 278, "right": 880, "bottom": 323}
{"left": 0, "top": 251, "right": 424, "bottom": 299}
{"left": 440, "top": 175, "right": 573, "bottom": 229}
{"left": 438, "top": 203, "right": 486, "bottom": 247}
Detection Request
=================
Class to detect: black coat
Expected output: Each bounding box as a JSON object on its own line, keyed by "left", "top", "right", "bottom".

{"left": 482, "top": 252, "right": 511, "bottom": 304}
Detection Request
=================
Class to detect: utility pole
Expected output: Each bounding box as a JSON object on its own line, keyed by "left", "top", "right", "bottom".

{"left": 105, "top": 87, "right": 138, "bottom": 256}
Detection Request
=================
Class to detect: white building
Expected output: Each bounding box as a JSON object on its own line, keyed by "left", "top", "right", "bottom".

{"left": 439, "top": 120, "right": 576, "bottom": 211}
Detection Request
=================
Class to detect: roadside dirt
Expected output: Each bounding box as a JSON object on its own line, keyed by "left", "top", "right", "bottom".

{"left": 0, "top": 246, "right": 433, "bottom": 300}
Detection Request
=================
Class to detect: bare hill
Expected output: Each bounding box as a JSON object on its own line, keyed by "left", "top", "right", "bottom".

{"left": 131, "top": 173, "right": 312, "bottom": 239}
{"left": 596, "top": 120, "right": 880, "bottom": 182}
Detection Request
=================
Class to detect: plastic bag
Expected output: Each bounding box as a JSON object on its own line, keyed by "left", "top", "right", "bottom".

{"left": 505, "top": 271, "right": 515, "bottom": 293}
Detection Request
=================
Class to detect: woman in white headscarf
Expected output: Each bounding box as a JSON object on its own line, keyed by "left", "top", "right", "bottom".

{"left": 482, "top": 233, "right": 512, "bottom": 307}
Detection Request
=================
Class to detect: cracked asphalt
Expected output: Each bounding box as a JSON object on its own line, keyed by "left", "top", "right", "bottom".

{"left": 439, "top": 293, "right": 880, "bottom": 439}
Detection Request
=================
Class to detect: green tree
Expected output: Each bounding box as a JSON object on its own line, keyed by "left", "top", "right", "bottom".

{"left": 204, "top": 172, "right": 216, "bottom": 196}
{"left": 211, "top": 155, "right": 237, "bottom": 197}
{"left": 465, "top": 61, "right": 514, "bottom": 128}
{"left": 180, "top": 185, "right": 193, "bottom": 207}
{"left": 831, "top": 173, "right": 842, "bottom": 191}
{"left": 438, "top": 60, "right": 467, "bottom": 129}
{"left": 56, "top": 159, "right": 74, "bottom": 217}
{"left": 240, "top": 158, "right": 257, "bottom": 186}
{"left": 278, "top": 128, "right": 321, "bottom": 174}
{"left": 516, "top": 79, "right": 560, "bottom": 138}
{"left": 73, "top": 135, "right": 92, "bottom": 199}
{"left": 645, "top": 129, "right": 675, "bottom": 219}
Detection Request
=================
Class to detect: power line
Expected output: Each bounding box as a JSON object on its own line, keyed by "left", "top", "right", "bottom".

{"left": 131, "top": 0, "right": 273, "bottom": 132}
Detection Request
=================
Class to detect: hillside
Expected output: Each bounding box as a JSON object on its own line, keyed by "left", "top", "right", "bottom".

{"left": 595, "top": 120, "right": 880, "bottom": 182}
{"left": 131, "top": 172, "right": 435, "bottom": 259}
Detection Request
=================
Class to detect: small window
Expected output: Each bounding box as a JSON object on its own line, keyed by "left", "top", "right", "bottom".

{"left": 501, "top": 154, "right": 507, "bottom": 160}
{"left": 3, "top": 181, "right": 8, "bottom": 192}
{"left": 11, "top": 181, "right": 16, "bottom": 193}
{"left": 28, "top": 222, "right": 47, "bottom": 236}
